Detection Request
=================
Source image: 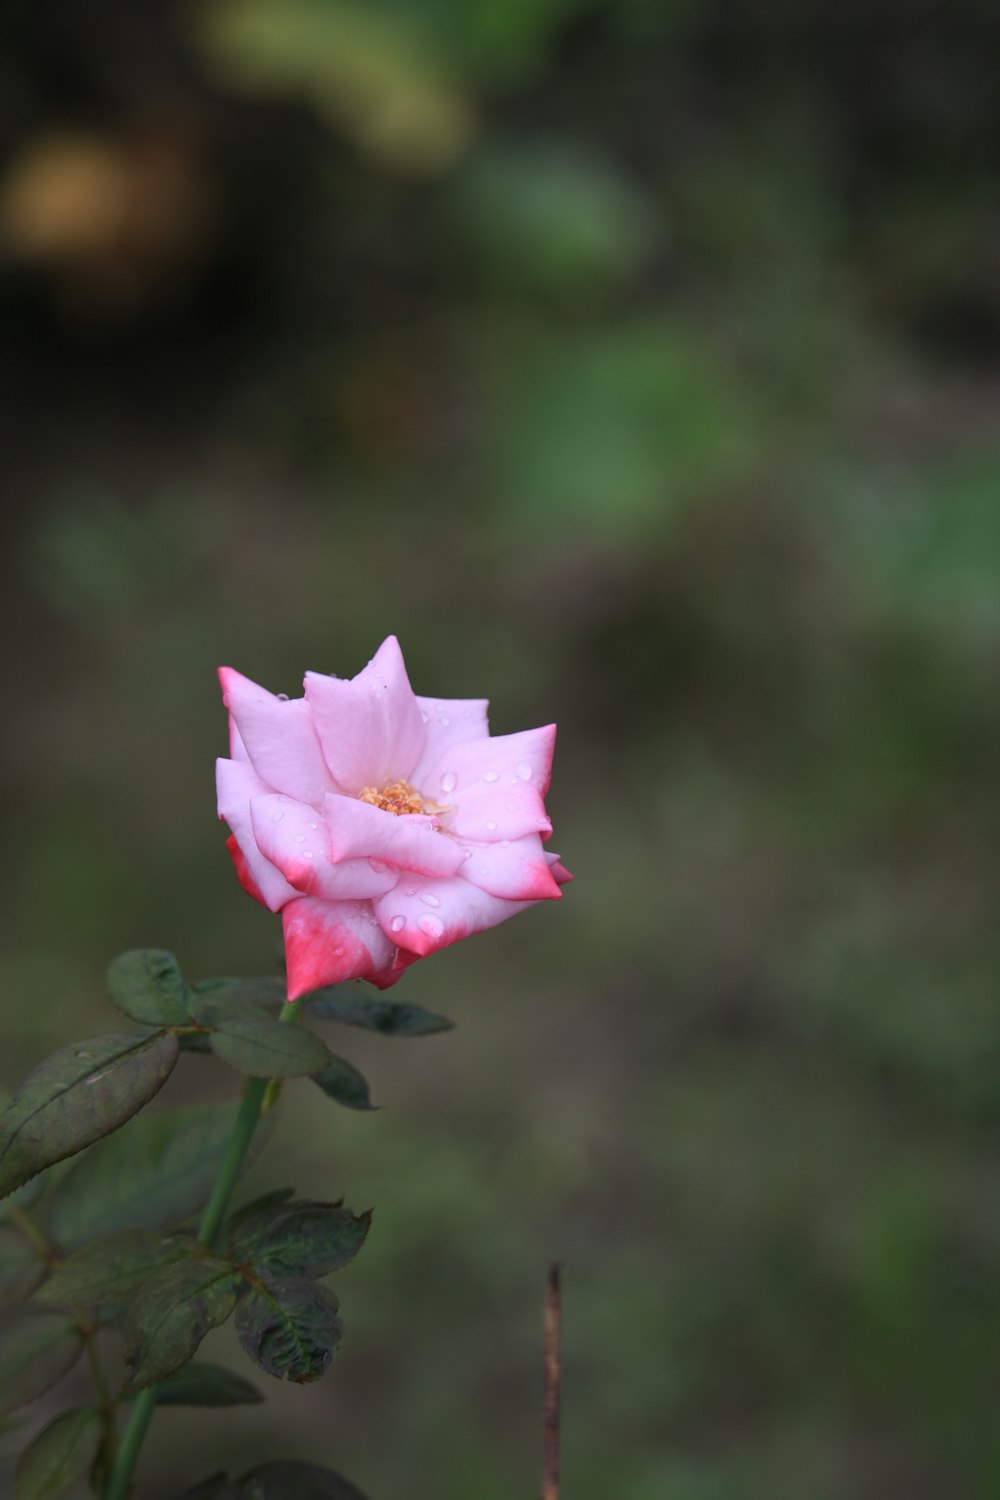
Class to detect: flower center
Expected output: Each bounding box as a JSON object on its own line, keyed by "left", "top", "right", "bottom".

{"left": 357, "top": 779, "right": 435, "bottom": 816}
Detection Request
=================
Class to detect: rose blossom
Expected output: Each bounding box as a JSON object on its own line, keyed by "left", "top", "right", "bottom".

{"left": 216, "top": 636, "right": 571, "bottom": 998}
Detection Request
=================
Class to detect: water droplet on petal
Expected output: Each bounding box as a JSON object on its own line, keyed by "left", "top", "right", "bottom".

{"left": 483, "top": 770, "right": 499, "bottom": 783}
{"left": 439, "top": 715, "right": 450, "bottom": 727}
{"left": 369, "top": 857, "right": 387, "bottom": 873}
{"left": 390, "top": 915, "right": 406, "bottom": 933}
{"left": 272, "top": 810, "right": 285, "bottom": 823}
{"left": 308, "top": 821, "right": 319, "bottom": 830}
{"left": 332, "top": 946, "right": 344, "bottom": 957}
{"left": 440, "top": 770, "right": 457, "bottom": 793}
{"left": 277, "top": 692, "right": 290, "bottom": 702}
{"left": 516, "top": 761, "right": 532, "bottom": 781}
{"left": 295, "top": 834, "right": 305, "bottom": 842}
{"left": 460, "top": 847, "right": 472, "bottom": 861}
{"left": 418, "top": 914, "right": 444, "bottom": 938}
{"left": 486, "top": 820, "right": 497, "bottom": 831}
{"left": 304, "top": 851, "right": 315, "bottom": 860}
{"left": 421, "top": 892, "right": 441, "bottom": 907}
{"left": 405, "top": 886, "right": 416, "bottom": 897}
{"left": 421, "top": 710, "right": 429, "bottom": 723}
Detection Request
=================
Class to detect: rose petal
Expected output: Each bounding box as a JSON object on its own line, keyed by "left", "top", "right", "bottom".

{"left": 225, "top": 833, "right": 265, "bottom": 905}
{"left": 282, "top": 896, "right": 405, "bottom": 997}
{"left": 459, "top": 833, "right": 563, "bottom": 901}
{"left": 423, "top": 725, "right": 556, "bottom": 841}
{"left": 545, "top": 851, "right": 574, "bottom": 885}
{"left": 410, "top": 696, "right": 490, "bottom": 785}
{"left": 219, "top": 667, "right": 332, "bottom": 805}
{"left": 374, "top": 875, "right": 533, "bottom": 958}
{"left": 250, "top": 793, "right": 399, "bottom": 902}
{"left": 305, "top": 636, "right": 426, "bottom": 794}
{"left": 323, "top": 793, "right": 464, "bottom": 878}
{"left": 216, "top": 758, "right": 298, "bottom": 912}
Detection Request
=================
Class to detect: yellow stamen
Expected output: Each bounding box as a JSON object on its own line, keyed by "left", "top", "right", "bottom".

{"left": 357, "top": 779, "right": 440, "bottom": 816}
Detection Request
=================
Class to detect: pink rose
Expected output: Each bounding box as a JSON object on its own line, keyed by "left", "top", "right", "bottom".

{"left": 216, "top": 636, "right": 571, "bottom": 999}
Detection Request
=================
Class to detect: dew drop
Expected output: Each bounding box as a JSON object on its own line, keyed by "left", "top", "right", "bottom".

{"left": 390, "top": 915, "right": 406, "bottom": 933}
{"left": 421, "top": 710, "right": 429, "bottom": 723}
{"left": 272, "top": 810, "right": 285, "bottom": 823}
{"left": 308, "top": 821, "right": 319, "bottom": 830}
{"left": 304, "top": 851, "right": 315, "bottom": 860}
{"left": 516, "top": 761, "right": 532, "bottom": 781}
{"left": 421, "top": 892, "right": 441, "bottom": 908}
{"left": 405, "top": 886, "right": 416, "bottom": 897}
{"left": 439, "top": 715, "right": 450, "bottom": 727}
{"left": 440, "top": 770, "right": 457, "bottom": 794}
{"left": 460, "top": 848, "right": 472, "bottom": 861}
{"left": 486, "top": 820, "right": 497, "bottom": 831}
{"left": 277, "top": 692, "right": 290, "bottom": 702}
{"left": 418, "top": 914, "right": 444, "bottom": 938}
{"left": 333, "top": 946, "right": 344, "bottom": 957}
{"left": 483, "top": 770, "right": 499, "bottom": 782}
{"left": 75, "top": 1050, "right": 94, "bottom": 1060}
{"left": 369, "top": 857, "right": 387, "bottom": 873}
{"left": 295, "top": 834, "right": 305, "bottom": 842}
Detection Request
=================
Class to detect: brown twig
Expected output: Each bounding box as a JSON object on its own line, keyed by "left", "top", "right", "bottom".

{"left": 543, "top": 1261, "right": 561, "bottom": 1500}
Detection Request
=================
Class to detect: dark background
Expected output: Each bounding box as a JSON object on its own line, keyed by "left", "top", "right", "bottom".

{"left": 3, "top": 1, "right": 1000, "bottom": 1496}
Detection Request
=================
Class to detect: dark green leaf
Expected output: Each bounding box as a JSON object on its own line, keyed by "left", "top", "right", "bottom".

{"left": 0, "top": 1228, "right": 46, "bottom": 1306}
{"left": 37, "top": 1231, "right": 199, "bottom": 1307}
{"left": 235, "top": 1279, "right": 342, "bottom": 1383}
{"left": 107, "top": 949, "right": 193, "bottom": 1027}
{"left": 0, "top": 1308, "right": 83, "bottom": 1417}
{"left": 176, "top": 1475, "right": 236, "bottom": 1500}
{"left": 0, "top": 1032, "right": 180, "bottom": 1202}
{"left": 153, "top": 1361, "right": 263, "bottom": 1407}
{"left": 0, "top": 1176, "right": 48, "bottom": 1222}
{"left": 124, "top": 1256, "right": 240, "bottom": 1389}
{"left": 179, "top": 1031, "right": 213, "bottom": 1054}
{"left": 14, "top": 1405, "right": 100, "bottom": 1500}
{"left": 309, "top": 1056, "right": 374, "bottom": 1111}
{"left": 305, "top": 990, "right": 454, "bottom": 1036}
{"left": 232, "top": 1201, "right": 371, "bottom": 1279}
{"left": 236, "top": 1460, "right": 369, "bottom": 1499}
{"left": 46, "top": 1103, "right": 257, "bottom": 1247}
{"left": 224, "top": 1188, "right": 295, "bottom": 1239}
{"left": 209, "top": 1018, "right": 330, "bottom": 1079}
{"left": 191, "top": 977, "right": 284, "bottom": 1018}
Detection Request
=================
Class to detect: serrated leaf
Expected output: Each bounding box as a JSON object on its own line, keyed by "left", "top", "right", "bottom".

{"left": 0, "top": 1229, "right": 45, "bottom": 1307}
{"left": 305, "top": 989, "right": 454, "bottom": 1036}
{"left": 0, "top": 1308, "right": 83, "bottom": 1417}
{"left": 235, "top": 1459, "right": 369, "bottom": 1499}
{"left": 309, "top": 1056, "right": 374, "bottom": 1111}
{"left": 235, "top": 1279, "right": 342, "bottom": 1383}
{"left": 107, "top": 949, "right": 193, "bottom": 1027}
{"left": 224, "top": 1188, "right": 295, "bottom": 1239}
{"left": 36, "top": 1230, "right": 199, "bottom": 1307}
{"left": 209, "top": 1018, "right": 330, "bottom": 1079}
{"left": 231, "top": 1201, "right": 370, "bottom": 1280}
{"left": 0, "top": 1032, "right": 180, "bottom": 1202}
{"left": 14, "top": 1405, "right": 100, "bottom": 1500}
{"left": 46, "top": 1103, "right": 254, "bottom": 1247}
{"left": 153, "top": 1361, "right": 263, "bottom": 1407}
{"left": 124, "top": 1256, "right": 240, "bottom": 1389}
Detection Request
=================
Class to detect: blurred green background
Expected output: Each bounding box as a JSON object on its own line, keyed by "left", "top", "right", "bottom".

{"left": 2, "top": 1, "right": 1000, "bottom": 1495}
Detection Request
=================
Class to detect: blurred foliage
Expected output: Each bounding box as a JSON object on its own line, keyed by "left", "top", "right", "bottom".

{"left": 1, "top": 0, "right": 1000, "bottom": 1496}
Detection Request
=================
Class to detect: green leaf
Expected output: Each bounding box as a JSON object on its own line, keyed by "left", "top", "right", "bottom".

{"left": 235, "top": 1460, "right": 369, "bottom": 1499}
{"left": 0, "top": 1032, "right": 180, "bottom": 1202}
{"left": 0, "top": 1228, "right": 46, "bottom": 1306}
{"left": 177, "top": 1475, "right": 235, "bottom": 1499}
{"left": 231, "top": 1200, "right": 371, "bottom": 1279}
{"left": 153, "top": 1361, "right": 263, "bottom": 1407}
{"left": 14, "top": 1406, "right": 101, "bottom": 1500}
{"left": 46, "top": 1103, "right": 256, "bottom": 1247}
{"left": 209, "top": 1017, "right": 330, "bottom": 1078}
{"left": 224, "top": 1188, "right": 295, "bottom": 1238}
{"left": 107, "top": 949, "right": 193, "bottom": 1027}
{"left": 191, "top": 977, "right": 284, "bottom": 1016}
{"left": 305, "top": 989, "right": 454, "bottom": 1036}
{"left": 124, "top": 1256, "right": 240, "bottom": 1389}
{"left": 235, "top": 1279, "right": 342, "bottom": 1383}
{"left": 309, "top": 1056, "right": 374, "bottom": 1111}
{"left": 0, "top": 1308, "right": 83, "bottom": 1417}
{"left": 36, "top": 1231, "right": 199, "bottom": 1307}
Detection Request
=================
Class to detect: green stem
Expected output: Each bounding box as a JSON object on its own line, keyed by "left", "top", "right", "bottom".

{"left": 103, "top": 999, "right": 304, "bottom": 1500}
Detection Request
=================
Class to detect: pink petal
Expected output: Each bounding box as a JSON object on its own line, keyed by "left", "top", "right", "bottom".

{"left": 219, "top": 667, "right": 332, "bottom": 806}
{"left": 282, "top": 896, "right": 405, "bottom": 998}
{"left": 410, "top": 696, "right": 490, "bottom": 785}
{"left": 225, "top": 833, "right": 265, "bottom": 905}
{"left": 323, "top": 793, "right": 464, "bottom": 878}
{"left": 423, "top": 725, "right": 557, "bottom": 841}
{"left": 374, "top": 875, "right": 533, "bottom": 958}
{"left": 459, "top": 833, "right": 563, "bottom": 901}
{"left": 250, "top": 794, "right": 398, "bottom": 902}
{"left": 216, "top": 757, "right": 297, "bottom": 913}
{"left": 304, "top": 636, "right": 426, "bottom": 794}
{"left": 545, "top": 852, "right": 574, "bottom": 886}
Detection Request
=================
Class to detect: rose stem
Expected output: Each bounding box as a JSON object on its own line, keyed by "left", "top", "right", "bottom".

{"left": 543, "top": 1261, "right": 561, "bottom": 1500}
{"left": 104, "top": 998, "right": 305, "bottom": 1500}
